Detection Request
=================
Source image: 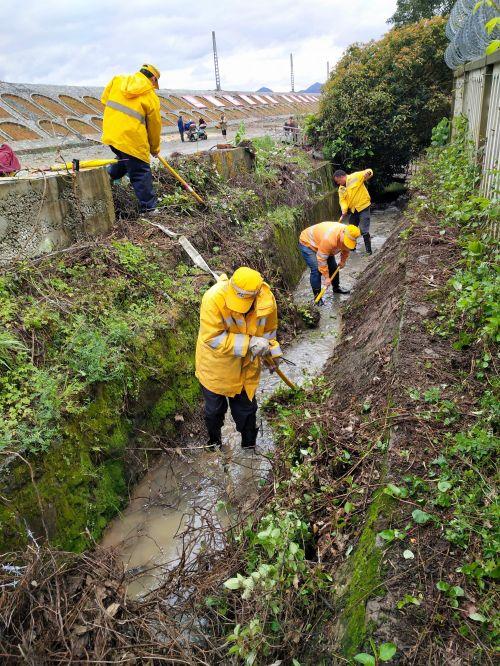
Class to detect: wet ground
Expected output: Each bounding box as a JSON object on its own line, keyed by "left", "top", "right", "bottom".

{"left": 102, "top": 207, "right": 400, "bottom": 597}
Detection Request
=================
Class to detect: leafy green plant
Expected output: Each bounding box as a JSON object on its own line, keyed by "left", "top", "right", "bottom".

{"left": 354, "top": 640, "right": 397, "bottom": 664}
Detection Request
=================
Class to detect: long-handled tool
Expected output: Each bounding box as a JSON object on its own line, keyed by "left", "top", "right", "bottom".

{"left": 50, "top": 158, "right": 119, "bottom": 171}
{"left": 150, "top": 221, "right": 296, "bottom": 390}
{"left": 148, "top": 222, "right": 219, "bottom": 281}
{"left": 314, "top": 265, "right": 340, "bottom": 304}
{"left": 264, "top": 357, "right": 297, "bottom": 390}
{"left": 157, "top": 154, "right": 205, "bottom": 206}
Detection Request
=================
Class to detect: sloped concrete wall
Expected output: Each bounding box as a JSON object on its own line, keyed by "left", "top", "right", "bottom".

{"left": 0, "top": 167, "right": 115, "bottom": 264}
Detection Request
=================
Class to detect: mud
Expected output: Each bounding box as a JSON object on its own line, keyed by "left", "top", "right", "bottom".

{"left": 102, "top": 208, "right": 401, "bottom": 597}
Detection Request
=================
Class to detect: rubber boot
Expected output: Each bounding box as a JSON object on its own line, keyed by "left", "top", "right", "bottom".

{"left": 331, "top": 272, "right": 350, "bottom": 295}
{"left": 241, "top": 427, "right": 259, "bottom": 449}
{"left": 207, "top": 427, "right": 222, "bottom": 449}
{"left": 363, "top": 233, "right": 372, "bottom": 255}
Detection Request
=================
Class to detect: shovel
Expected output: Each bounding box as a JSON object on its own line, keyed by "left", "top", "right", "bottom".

{"left": 314, "top": 266, "right": 340, "bottom": 304}
{"left": 148, "top": 222, "right": 219, "bottom": 281}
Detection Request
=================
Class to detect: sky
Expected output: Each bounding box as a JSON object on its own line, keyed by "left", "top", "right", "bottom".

{"left": 0, "top": 0, "right": 398, "bottom": 91}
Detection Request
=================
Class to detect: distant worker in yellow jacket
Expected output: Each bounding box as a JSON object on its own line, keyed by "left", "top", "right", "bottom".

{"left": 101, "top": 64, "right": 161, "bottom": 214}
{"left": 333, "top": 169, "right": 374, "bottom": 255}
{"left": 195, "top": 267, "right": 282, "bottom": 449}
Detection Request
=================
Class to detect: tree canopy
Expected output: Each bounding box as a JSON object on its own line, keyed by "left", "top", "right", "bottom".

{"left": 316, "top": 16, "right": 451, "bottom": 188}
{"left": 388, "top": 0, "right": 455, "bottom": 27}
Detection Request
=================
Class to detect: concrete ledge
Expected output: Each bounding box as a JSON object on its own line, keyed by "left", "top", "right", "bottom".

{"left": 0, "top": 167, "right": 115, "bottom": 264}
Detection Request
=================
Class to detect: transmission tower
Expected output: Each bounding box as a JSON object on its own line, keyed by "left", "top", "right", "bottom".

{"left": 290, "top": 53, "right": 295, "bottom": 92}
{"left": 212, "top": 31, "right": 221, "bottom": 91}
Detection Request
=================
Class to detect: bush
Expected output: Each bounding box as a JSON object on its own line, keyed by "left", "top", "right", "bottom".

{"left": 317, "top": 16, "right": 451, "bottom": 189}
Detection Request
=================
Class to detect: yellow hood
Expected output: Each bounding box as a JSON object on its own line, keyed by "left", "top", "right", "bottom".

{"left": 120, "top": 72, "right": 154, "bottom": 98}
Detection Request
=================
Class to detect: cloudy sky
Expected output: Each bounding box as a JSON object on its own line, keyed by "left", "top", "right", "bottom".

{"left": 1, "top": 0, "right": 397, "bottom": 91}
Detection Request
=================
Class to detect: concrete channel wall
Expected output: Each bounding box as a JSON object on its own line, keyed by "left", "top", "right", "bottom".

{"left": 0, "top": 146, "right": 255, "bottom": 265}
{"left": 0, "top": 168, "right": 115, "bottom": 265}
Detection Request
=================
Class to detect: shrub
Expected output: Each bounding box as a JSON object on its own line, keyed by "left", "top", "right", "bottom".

{"left": 316, "top": 17, "right": 451, "bottom": 189}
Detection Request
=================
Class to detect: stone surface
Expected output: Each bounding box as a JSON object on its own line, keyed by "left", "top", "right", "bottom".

{"left": 0, "top": 167, "right": 115, "bottom": 264}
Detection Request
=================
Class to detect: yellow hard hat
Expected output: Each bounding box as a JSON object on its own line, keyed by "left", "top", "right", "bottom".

{"left": 225, "top": 267, "right": 264, "bottom": 313}
{"left": 343, "top": 224, "right": 361, "bottom": 250}
{"left": 141, "top": 63, "right": 161, "bottom": 88}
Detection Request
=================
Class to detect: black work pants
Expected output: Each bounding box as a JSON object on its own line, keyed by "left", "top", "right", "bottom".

{"left": 108, "top": 147, "right": 157, "bottom": 212}
{"left": 201, "top": 385, "right": 257, "bottom": 441}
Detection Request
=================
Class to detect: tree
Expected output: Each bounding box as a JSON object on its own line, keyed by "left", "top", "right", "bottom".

{"left": 316, "top": 17, "right": 451, "bottom": 189}
{"left": 388, "top": 0, "right": 455, "bottom": 27}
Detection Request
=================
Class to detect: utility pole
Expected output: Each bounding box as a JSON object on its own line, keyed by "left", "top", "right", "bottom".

{"left": 290, "top": 53, "right": 295, "bottom": 92}
{"left": 327, "top": 61, "right": 330, "bottom": 79}
{"left": 212, "top": 31, "right": 221, "bottom": 91}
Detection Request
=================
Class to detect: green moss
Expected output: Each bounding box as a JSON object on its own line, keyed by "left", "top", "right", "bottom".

{"left": 338, "top": 490, "right": 393, "bottom": 658}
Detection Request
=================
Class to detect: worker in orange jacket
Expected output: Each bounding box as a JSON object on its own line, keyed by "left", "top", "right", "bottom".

{"left": 299, "top": 222, "right": 360, "bottom": 303}
{"left": 101, "top": 64, "right": 161, "bottom": 214}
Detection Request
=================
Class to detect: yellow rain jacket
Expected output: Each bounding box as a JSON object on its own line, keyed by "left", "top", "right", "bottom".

{"left": 338, "top": 169, "right": 373, "bottom": 214}
{"left": 101, "top": 72, "right": 161, "bottom": 163}
{"left": 195, "top": 277, "right": 282, "bottom": 399}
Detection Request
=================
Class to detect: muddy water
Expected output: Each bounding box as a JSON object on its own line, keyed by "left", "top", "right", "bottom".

{"left": 102, "top": 208, "right": 399, "bottom": 597}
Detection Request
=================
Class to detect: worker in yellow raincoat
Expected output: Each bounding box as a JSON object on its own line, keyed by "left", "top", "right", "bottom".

{"left": 333, "top": 168, "right": 374, "bottom": 254}
{"left": 195, "top": 267, "right": 282, "bottom": 449}
{"left": 101, "top": 64, "right": 162, "bottom": 214}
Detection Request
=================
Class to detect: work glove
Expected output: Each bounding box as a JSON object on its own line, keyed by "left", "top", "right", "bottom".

{"left": 249, "top": 336, "right": 269, "bottom": 358}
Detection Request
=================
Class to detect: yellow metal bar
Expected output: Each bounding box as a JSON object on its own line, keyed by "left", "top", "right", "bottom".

{"left": 157, "top": 154, "right": 205, "bottom": 205}
{"left": 264, "top": 358, "right": 297, "bottom": 390}
{"left": 50, "top": 158, "right": 118, "bottom": 171}
{"left": 314, "top": 266, "right": 340, "bottom": 303}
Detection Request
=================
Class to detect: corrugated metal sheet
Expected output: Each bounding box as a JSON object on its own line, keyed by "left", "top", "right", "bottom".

{"left": 462, "top": 70, "right": 484, "bottom": 148}
{"left": 481, "top": 62, "right": 500, "bottom": 202}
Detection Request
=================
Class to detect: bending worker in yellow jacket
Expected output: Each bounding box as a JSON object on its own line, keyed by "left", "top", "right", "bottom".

{"left": 101, "top": 64, "right": 161, "bottom": 214}
{"left": 195, "top": 267, "right": 282, "bottom": 449}
{"left": 299, "top": 222, "right": 361, "bottom": 303}
{"left": 333, "top": 168, "right": 374, "bottom": 255}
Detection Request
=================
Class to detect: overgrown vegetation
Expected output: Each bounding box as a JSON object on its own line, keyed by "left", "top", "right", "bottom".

{"left": 0, "top": 138, "right": 326, "bottom": 553}
{"left": 190, "top": 117, "right": 499, "bottom": 663}
{"left": 387, "top": 0, "right": 454, "bottom": 27}
{"left": 309, "top": 16, "right": 451, "bottom": 189}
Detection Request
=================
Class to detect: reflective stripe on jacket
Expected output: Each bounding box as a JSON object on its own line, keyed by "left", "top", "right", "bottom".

{"left": 195, "top": 278, "right": 281, "bottom": 399}
{"left": 338, "top": 169, "right": 373, "bottom": 214}
{"left": 299, "top": 221, "right": 350, "bottom": 279}
{"left": 101, "top": 72, "right": 161, "bottom": 163}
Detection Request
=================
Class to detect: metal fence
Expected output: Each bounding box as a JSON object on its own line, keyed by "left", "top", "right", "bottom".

{"left": 445, "top": 0, "right": 500, "bottom": 69}
{"left": 451, "top": 50, "right": 500, "bottom": 201}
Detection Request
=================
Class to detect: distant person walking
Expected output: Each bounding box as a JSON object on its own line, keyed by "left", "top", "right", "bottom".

{"left": 219, "top": 112, "right": 227, "bottom": 138}
{"left": 333, "top": 169, "right": 374, "bottom": 255}
{"left": 101, "top": 63, "right": 161, "bottom": 214}
{"left": 177, "top": 114, "right": 185, "bottom": 142}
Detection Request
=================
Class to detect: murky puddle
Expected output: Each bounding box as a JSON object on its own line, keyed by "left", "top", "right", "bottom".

{"left": 102, "top": 208, "right": 400, "bottom": 597}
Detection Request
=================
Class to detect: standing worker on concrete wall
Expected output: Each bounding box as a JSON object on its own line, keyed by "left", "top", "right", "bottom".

{"left": 333, "top": 168, "right": 374, "bottom": 254}
{"left": 299, "top": 221, "right": 360, "bottom": 303}
{"left": 195, "top": 267, "right": 282, "bottom": 449}
{"left": 101, "top": 64, "right": 161, "bottom": 214}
